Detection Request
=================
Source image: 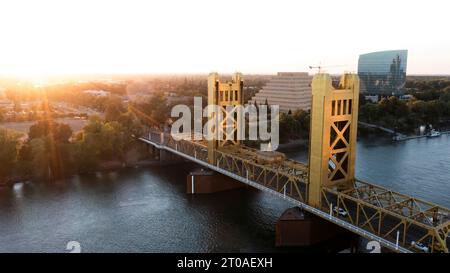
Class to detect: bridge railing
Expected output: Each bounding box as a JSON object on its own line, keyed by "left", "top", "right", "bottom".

{"left": 146, "top": 130, "right": 309, "bottom": 203}
{"left": 165, "top": 136, "right": 209, "bottom": 162}
{"left": 321, "top": 180, "right": 450, "bottom": 253}
{"left": 147, "top": 131, "right": 164, "bottom": 145}
{"left": 141, "top": 130, "right": 449, "bottom": 253}
{"left": 214, "top": 149, "right": 309, "bottom": 203}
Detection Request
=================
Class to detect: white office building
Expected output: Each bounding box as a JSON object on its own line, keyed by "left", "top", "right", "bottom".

{"left": 248, "top": 72, "right": 312, "bottom": 113}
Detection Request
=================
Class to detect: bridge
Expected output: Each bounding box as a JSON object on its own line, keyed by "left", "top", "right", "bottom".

{"left": 137, "top": 73, "right": 450, "bottom": 253}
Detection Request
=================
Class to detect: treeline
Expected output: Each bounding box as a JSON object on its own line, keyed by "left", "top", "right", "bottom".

{"left": 0, "top": 99, "right": 83, "bottom": 123}
{"left": 406, "top": 79, "right": 450, "bottom": 101}
{"left": 0, "top": 94, "right": 125, "bottom": 123}
{"left": 0, "top": 80, "right": 130, "bottom": 123}
{"left": 170, "top": 75, "right": 270, "bottom": 104}
{"left": 279, "top": 109, "right": 310, "bottom": 143}
{"left": 2, "top": 81, "right": 127, "bottom": 103}
{"left": 0, "top": 106, "right": 145, "bottom": 184}
{"left": 360, "top": 92, "right": 450, "bottom": 133}
{"left": 127, "top": 92, "right": 170, "bottom": 126}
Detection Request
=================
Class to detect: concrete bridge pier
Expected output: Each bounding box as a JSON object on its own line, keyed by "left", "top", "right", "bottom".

{"left": 275, "top": 207, "right": 358, "bottom": 252}
{"left": 186, "top": 169, "right": 245, "bottom": 194}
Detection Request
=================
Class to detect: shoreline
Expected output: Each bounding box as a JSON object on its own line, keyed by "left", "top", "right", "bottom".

{"left": 0, "top": 158, "right": 169, "bottom": 188}
{"left": 277, "top": 139, "right": 309, "bottom": 150}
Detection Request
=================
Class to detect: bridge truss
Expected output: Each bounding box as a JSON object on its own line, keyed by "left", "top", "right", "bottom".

{"left": 142, "top": 131, "right": 449, "bottom": 253}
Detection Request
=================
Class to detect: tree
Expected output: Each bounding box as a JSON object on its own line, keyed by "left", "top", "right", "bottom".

{"left": 28, "top": 121, "right": 50, "bottom": 140}
{"left": 13, "top": 100, "right": 22, "bottom": 112}
{"left": 29, "top": 120, "right": 73, "bottom": 143}
{"left": 105, "top": 96, "right": 126, "bottom": 122}
{"left": 83, "top": 115, "right": 104, "bottom": 134}
{"left": 292, "top": 109, "right": 310, "bottom": 138}
{"left": 27, "top": 120, "right": 74, "bottom": 181}
{"left": 118, "top": 112, "right": 143, "bottom": 138}
{"left": 54, "top": 123, "right": 73, "bottom": 143}
{"left": 425, "top": 101, "right": 444, "bottom": 126}
{"left": 0, "top": 107, "right": 4, "bottom": 122}
{"left": 0, "top": 129, "right": 19, "bottom": 181}
{"left": 77, "top": 110, "right": 144, "bottom": 166}
{"left": 148, "top": 93, "right": 169, "bottom": 125}
{"left": 378, "top": 96, "right": 409, "bottom": 118}
{"left": 439, "top": 90, "right": 450, "bottom": 102}
{"left": 73, "top": 141, "right": 99, "bottom": 173}
{"left": 101, "top": 121, "right": 125, "bottom": 159}
{"left": 360, "top": 103, "right": 379, "bottom": 123}
{"left": 16, "top": 143, "right": 33, "bottom": 176}
{"left": 29, "top": 137, "right": 51, "bottom": 180}
{"left": 80, "top": 116, "right": 106, "bottom": 160}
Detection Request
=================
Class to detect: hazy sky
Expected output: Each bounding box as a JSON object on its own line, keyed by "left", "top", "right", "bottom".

{"left": 0, "top": 0, "right": 449, "bottom": 75}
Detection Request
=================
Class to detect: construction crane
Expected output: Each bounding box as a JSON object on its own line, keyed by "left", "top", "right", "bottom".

{"left": 309, "top": 64, "right": 348, "bottom": 73}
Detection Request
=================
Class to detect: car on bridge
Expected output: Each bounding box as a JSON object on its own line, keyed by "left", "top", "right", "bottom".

{"left": 411, "top": 241, "right": 429, "bottom": 253}
{"left": 333, "top": 207, "right": 348, "bottom": 217}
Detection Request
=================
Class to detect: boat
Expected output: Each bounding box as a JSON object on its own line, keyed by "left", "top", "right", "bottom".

{"left": 428, "top": 129, "right": 441, "bottom": 137}
{"left": 392, "top": 134, "right": 407, "bottom": 141}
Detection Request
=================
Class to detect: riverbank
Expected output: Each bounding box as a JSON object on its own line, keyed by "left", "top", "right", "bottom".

{"left": 0, "top": 158, "right": 167, "bottom": 188}
{"left": 0, "top": 118, "right": 88, "bottom": 134}
{"left": 393, "top": 130, "right": 450, "bottom": 141}
{"left": 277, "top": 138, "right": 309, "bottom": 150}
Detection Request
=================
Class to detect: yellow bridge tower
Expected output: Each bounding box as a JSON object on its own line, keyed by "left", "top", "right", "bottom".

{"left": 207, "top": 72, "right": 244, "bottom": 165}
{"left": 308, "top": 73, "right": 360, "bottom": 208}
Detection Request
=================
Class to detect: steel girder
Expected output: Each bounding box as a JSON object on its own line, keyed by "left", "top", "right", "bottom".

{"left": 321, "top": 180, "right": 449, "bottom": 253}
{"left": 143, "top": 131, "right": 449, "bottom": 253}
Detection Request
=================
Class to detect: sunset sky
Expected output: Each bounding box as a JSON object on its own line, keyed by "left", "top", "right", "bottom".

{"left": 0, "top": 0, "right": 449, "bottom": 75}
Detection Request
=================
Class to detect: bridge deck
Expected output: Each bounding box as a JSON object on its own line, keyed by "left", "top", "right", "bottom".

{"left": 139, "top": 131, "right": 449, "bottom": 253}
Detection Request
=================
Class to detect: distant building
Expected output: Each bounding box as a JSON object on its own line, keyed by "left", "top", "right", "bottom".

{"left": 164, "top": 92, "right": 178, "bottom": 97}
{"left": 82, "top": 90, "right": 110, "bottom": 97}
{"left": 128, "top": 93, "right": 152, "bottom": 102}
{"left": 399, "top": 94, "right": 414, "bottom": 101}
{"left": 358, "top": 50, "right": 408, "bottom": 96}
{"left": 164, "top": 91, "right": 191, "bottom": 105}
{"left": 364, "top": 95, "right": 379, "bottom": 103}
{"left": 248, "top": 72, "right": 312, "bottom": 113}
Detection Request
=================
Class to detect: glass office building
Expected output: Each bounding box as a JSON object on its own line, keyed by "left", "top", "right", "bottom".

{"left": 358, "top": 50, "right": 408, "bottom": 96}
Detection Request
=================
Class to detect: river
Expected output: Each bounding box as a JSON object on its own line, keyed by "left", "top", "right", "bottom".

{"left": 0, "top": 135, "right": 449, "bottom": 252}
